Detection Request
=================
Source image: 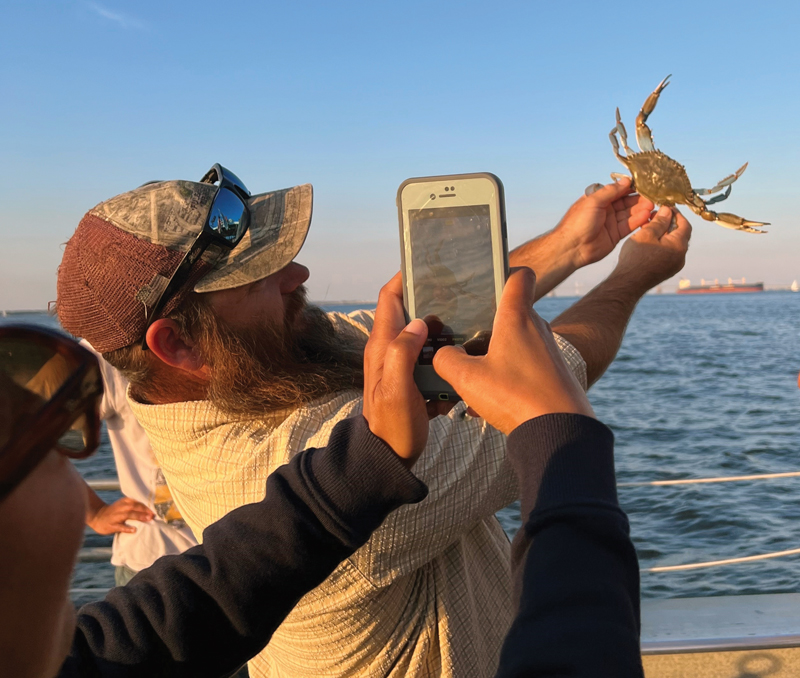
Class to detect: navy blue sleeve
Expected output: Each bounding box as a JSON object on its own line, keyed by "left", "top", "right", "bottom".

{"left": 61, "top": 416, "right": 427, "bottom": 678}
{"left": 496, "top": 414, "right": 643, "bottom": 678}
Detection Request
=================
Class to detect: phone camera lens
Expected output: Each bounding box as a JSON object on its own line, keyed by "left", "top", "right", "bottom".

{"left": 430, "top": 194, "right": 436, "bottom": 200}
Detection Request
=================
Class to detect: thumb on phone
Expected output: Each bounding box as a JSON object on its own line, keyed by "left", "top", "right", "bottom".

{"left": 434, "top": 268, "right": 594, "bottom": 435}
{"left": 363, "top": 276, "right": 431, "bottom": 467}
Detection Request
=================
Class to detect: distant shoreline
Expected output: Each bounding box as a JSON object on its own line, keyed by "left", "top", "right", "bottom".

{"left": 0, "top": 309, "right": 51, "bottom": 315}
{"left": 313, "top": 300, "right": 377, "bottom": 307}
{"left": 4, "top": 288, "right": 798, "bottom": 315}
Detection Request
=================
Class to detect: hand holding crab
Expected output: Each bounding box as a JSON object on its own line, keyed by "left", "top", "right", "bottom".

{"left": 605, "top": 75, "right": 768, "bottom": 234}
{"left": 558, "top": 176, "right": 655, "bottom": 269}
{"left": 613, "top": 206, "right": 692, "bottom": 294}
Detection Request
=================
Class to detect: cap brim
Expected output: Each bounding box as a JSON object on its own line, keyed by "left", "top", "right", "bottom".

{"left": 194, "top": 183, "right": 313, "bottom": 293}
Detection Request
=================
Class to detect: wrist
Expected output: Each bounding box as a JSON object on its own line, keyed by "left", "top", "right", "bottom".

{"left": 606, "top": 266, "right": 655, "bottom": 299}
{"left": 87, "top": 511, "right": 105, "bottom": 531}
{"left": 509, "top": 230, "right": 578, "bottom": 297}
{"left": 85, "top": 499, "right": 106, "bottom": 525}
{"left": 543, "top": 227, "right": 582, "bottom": 274}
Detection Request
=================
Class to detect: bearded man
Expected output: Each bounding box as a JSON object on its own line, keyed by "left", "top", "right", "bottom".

{"left": 56, "top": 165, "right": 687, "bottom": 677}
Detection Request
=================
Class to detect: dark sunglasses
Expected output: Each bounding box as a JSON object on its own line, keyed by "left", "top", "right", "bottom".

{"left": 0, "top": 325, "right": 103, "bottom": 503}
{"left": 140, "top": 164, "right": 252, "bottom": 349}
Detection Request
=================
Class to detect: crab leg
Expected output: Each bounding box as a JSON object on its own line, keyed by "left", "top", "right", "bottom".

{"left": 686, "top": 196, "right": 769, "bottom": 234}
{"left": 614, "top": 109, "right": 635, "bottom": 155}
{"left": 702, "top": 186, "right": 732, "bottom": 206}
{"left": 694, "top": 163, "right": 749, "bottom": 196}
{"left": 609, "top": 125, "right": 627, "bottom": 164}
{"left": 635, "top": 74, "right": 671, "bottom": 152}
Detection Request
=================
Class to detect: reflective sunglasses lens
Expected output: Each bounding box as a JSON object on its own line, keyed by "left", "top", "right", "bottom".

{"left": 208, "top": 188, "right": 247, "bottom": 244}
{"left": 222, "top": 168, "right": 250, "bottom": 196}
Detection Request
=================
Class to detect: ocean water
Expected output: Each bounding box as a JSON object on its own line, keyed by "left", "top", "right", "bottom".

{"left": 4, "top": 291, "right": 800, "bottom": 604}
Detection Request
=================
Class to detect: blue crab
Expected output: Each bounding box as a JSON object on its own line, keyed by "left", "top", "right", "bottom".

{"left": 608, "top": 75, "right": 768, "bottom": 234}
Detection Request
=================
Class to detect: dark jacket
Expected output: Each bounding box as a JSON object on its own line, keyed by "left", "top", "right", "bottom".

{"left": 497, "top": 414, "right": 643, "bottom": 678}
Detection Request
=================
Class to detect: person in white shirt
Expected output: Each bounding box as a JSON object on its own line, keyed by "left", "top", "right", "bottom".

{"left": 79, "top": 341, "right": 197, "bottom": 585}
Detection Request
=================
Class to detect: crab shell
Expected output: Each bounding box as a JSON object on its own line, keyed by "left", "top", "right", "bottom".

{"left": 620, "top": 150, "right": 693, "bottom": 208}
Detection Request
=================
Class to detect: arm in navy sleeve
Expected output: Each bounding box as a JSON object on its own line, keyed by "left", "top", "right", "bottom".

{"left": 496, "top": 414, "right": 643, "bottom": 678}
{"left": 60, "top": 416, "right": 427, "bottom": 678}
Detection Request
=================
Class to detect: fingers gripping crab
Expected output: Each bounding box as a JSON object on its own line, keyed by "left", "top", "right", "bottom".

{"left": 607, "top": 75, "right": 768, "bottom": 234}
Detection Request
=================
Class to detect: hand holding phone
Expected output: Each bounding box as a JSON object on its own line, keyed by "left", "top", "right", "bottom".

{"left": 397, "top": 173, "right": 508, "bottom": 402}
{"left": 432, "top": 268, "right": 595, "bottom": 435}
{"left": 362, "top": 274, "right": 431, "bottom": 467}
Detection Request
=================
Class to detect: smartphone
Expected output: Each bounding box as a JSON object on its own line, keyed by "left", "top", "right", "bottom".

{"left": 397, "top": 172, "right": 508, "bottom": 401}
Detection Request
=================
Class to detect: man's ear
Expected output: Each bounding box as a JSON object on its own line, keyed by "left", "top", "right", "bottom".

{"left": 145, "top": 320, "right": 208, "bottom": 376}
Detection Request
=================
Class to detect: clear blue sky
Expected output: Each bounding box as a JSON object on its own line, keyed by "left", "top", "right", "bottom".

{"left": 2, "top": 0, "right": 797, "bottom": 308}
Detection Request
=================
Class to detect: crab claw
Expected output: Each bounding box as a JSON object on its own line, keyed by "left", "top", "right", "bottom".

{"left": 714, "top": 212, "right": 769, "bottom": 234}
{"left": 641, "top": 75, "right": 672, "bottom": 118}
{"left": 653, "top": 74, "right": 671, "bottom": 97}
{"left": 635, "top": 75, "right": 672, "bottom": 152}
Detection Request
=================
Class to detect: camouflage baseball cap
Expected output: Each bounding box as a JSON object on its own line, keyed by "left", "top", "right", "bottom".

{"left": 57, "top": 178, "right": 313, "bottom": 352}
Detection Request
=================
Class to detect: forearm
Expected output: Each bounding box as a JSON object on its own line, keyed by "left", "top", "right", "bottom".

{"left": 62, "top": 417, "right": 427, "bottom": 678}
{"left": 497, "top": 414, "right": 643, "bottom": 678}
{"left": 550, "top": 271, "right": 646, "bottom": 387}
{"left": 83, "top": 482, "right": 107, "bottom": 529}
{"left": 509, "top": 230, "right": 577, "bottom": 301}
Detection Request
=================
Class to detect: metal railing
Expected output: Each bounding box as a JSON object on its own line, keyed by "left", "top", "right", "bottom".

{"left": 76, "top": 472, "right": 800, "bottom": 576}
{"left": 86, "top": 479, "right": 121, "bottom": 491}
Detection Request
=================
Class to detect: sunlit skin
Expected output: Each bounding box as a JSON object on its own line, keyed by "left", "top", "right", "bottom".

{"left": 142, "top": 262, "right": 310, "bottom": 394}
{"left": 207, "top": 262, "right": 310, "bottom": 332}
{"left": 0, "top": 450, "right": 87, "bottom": 678}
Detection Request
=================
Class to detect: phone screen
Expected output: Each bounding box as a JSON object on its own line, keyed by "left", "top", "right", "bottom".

{"left": 408, "top": 204, "right": 496, "bottom": 365}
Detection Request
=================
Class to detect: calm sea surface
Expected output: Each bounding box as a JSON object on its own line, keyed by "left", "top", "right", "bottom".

{"left": 5, "top": 291, "right": 800, "bottom": 605}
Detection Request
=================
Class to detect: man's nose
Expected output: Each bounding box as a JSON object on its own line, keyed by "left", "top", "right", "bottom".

{"left": 279, "top": 262, "right": 310, "bottom": 294}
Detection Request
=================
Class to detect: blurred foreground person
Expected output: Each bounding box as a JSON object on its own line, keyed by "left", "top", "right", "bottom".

{"left": 0, "top": 326, "right": 104, "bottom": 678}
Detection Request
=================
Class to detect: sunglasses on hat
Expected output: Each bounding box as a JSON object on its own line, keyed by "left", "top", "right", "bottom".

{"left": 140, "top": 164, "right": 252, "bottom": 349}
{"left": 0, "top": 325, "right": 103, "bottom": 503}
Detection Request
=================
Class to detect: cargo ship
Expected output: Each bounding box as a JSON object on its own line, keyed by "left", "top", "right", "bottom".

{"left": 677, "top": 278, "right": 764, "bottom": 294}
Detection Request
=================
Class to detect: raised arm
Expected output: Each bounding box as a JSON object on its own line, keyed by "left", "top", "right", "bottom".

{"left": 551, "top": 206, "right": 691, "bottom": 387}
{"left": 434, "top": 269, "right": 644, "bottom": 678}
{"left": 509, "top": 178, "right": 654, "bottom": 301}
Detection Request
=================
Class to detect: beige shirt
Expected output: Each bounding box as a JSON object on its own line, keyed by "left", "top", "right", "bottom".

{"left": 129, "top": 310, "right": 587, "bottom": 678}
